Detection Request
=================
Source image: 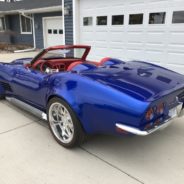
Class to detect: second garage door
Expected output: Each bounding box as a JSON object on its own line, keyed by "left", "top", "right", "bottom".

{"left": 43, "top": 17, "right": 64, "bottom": 48}
{"left": 79, "top": 0, "right": 184, "bottom": 74}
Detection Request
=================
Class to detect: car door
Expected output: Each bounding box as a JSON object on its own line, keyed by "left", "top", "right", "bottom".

{"left": 12, "top": 66, "right": 49, "bottom": 109}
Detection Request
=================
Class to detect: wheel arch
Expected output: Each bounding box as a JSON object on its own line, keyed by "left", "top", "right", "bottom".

{"left": 46, "top": 94, "right": 87, "bottom": 134}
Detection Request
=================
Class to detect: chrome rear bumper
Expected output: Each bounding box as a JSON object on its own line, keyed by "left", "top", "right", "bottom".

{"left": 116, "top": 104, "right": 184, "bottom": 136}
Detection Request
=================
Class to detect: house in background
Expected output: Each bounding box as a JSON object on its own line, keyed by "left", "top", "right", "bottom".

{"left": 0, "top": 0, "right": 73, "bottom": 48}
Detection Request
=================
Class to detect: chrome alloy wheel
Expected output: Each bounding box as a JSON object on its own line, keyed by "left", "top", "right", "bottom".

{"left": 49, "top": 102, "right": 74, "bottom": 144}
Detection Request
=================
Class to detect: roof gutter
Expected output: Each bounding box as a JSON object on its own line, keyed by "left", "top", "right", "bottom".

{"left": 0, "top": 6, "right": 62, "bottom": 15}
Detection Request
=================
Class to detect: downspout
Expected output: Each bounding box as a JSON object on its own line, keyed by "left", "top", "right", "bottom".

{"left": 14, "top": 12, "right": 36, "bottom": 53}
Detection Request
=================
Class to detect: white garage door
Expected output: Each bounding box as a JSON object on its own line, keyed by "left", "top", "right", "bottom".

{"left": 43, "top": 17, "right": 63, "bottom": 48}
{"left": 79, "top": 0, "right": 184, "bottom": 74}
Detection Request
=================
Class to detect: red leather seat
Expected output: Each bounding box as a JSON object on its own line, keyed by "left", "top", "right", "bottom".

{"left": 98, "top": 57, "right": 111, "bottom": 66}
{"left": 67, "top": 61, "right": 83, "bottom": 71}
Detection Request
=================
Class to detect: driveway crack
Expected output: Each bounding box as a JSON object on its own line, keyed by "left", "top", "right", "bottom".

{"left": 80, "top": 146, "right": 145, "bottom": 184}
{"left": 0, "top": 120, "right": 38, "bottom": 136}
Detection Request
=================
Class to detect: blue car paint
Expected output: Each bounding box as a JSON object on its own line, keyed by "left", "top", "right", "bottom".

{"left": 0, "top": 58, "right": 184, "bottom": 135}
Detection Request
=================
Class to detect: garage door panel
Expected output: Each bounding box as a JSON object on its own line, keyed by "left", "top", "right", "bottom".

{"left": 109, "top": 42, "right": 124, "bottom": 49}
{"left": 167, "top": 53, "right": 184, "bottom": 65}
{"left": 127, "top": 43, "right": 144, "bottom": 51}
{"left": 109, "top": 33, "right": 124, "bottom": 43}
{"left": 166, "top": 64, "right": 184, "bottom": 74}
{"left": 95, "top": 33, "right": 109, "bottom": 42}
{"left": 146, "top": 33, "right": 166, "bottom": 44}
{"left": 80, "top": 33, "right": 94, "bottom": 42}
{"left": 144, "top": 48, "right": 166, "bottom": 59}
{"left": 127, "top": 50, "right": 145, "bottom": 61}
{"left": 109, "top": 49, "right": 125, "bottom": 58}
{"left": 169, "top": 34, "right": 184, "bottom": 44}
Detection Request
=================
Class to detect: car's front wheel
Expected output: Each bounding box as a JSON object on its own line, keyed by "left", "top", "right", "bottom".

{"left": 47, "top": 97, "right": 85, "bottom": 148}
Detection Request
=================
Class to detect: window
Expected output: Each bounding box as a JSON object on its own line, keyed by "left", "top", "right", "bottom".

{"left": 129, "top": 14, "right": 143, "bottom": 25}
{"left": 53, "top": 29, "right": 58, "bottom": 34}
{"left": 97, "top": 16, "right": 107, "bottom": 25}
{"left": 59, "top": 29, "right": 63, "bottom": 34}
{"left": 149, "top": 12, "right": 166, "bottom": 24}
{"left": 0, "top": 17, "right": 6, "bottom": 31}
{"left": 20, "top": 15, "right": 32, "bottom": 34}
{"left": 83, "top": 17, "right": 93, "bottom": 26}
{"left": 172, "top": 11, "right": 184, "bottom": 23}
{"left": 48, "top": 29, "right": 52, "bottom": 34}
{"left": 112, "top": 15, "right": 124, "bottom": 25}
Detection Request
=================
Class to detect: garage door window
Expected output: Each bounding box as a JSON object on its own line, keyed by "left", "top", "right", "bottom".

{"left": 172, "top": 11, "right": 184, "bottom": 23}
{"left": 0, "top": 17, "right": 5, "bottom": 31}
{"left": 112, "top": 15, "right": 124, "bottom": 25}
{"left": 149, "top": 12, "right": 166, "bottom": 24}
{"left": 83, "top": 17, "right": 93, "bottom": 26}
{"left": 97, "top": 16, "right": 107, "bottom": 25}
{"left": 20, "top": 15, "right": 32, "bottom": 34}
{"left": 129, "top": 14, "right": 143, "bottom": 25}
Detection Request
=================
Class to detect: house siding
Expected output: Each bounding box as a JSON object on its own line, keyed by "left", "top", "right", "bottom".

{"left": 34, "top": 11, "right": 62, "bottom": 49}
{"left": 0, "top": 16, "right": 11, "bottom": 43}
{"left": 64, "top": 0, "right": 73, "bottom": 45}
{"left": 7, "top": 14, "right": 33, "bottom": 46}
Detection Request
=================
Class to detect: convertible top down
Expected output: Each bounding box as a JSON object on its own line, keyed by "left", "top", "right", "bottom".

{"left": 0, "top": 45, "right": 184, "bottom": 147}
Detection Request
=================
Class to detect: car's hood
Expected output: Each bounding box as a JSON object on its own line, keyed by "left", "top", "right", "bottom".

{"left": 80, "top": 61, "right": 184, "bottom": 101}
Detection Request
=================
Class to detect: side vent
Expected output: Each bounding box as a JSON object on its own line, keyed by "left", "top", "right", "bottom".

{"left": 0, "top": 81, "right": 13, "bottom": 92}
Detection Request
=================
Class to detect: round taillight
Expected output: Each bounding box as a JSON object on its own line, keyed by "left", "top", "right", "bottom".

{"left": 157, "top": 103, "right": 164, "bottom": 114}
{"left": 146, "top": 108, "right": 154, "bottom": 121}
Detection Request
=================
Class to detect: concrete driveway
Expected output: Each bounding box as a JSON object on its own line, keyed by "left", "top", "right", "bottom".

{"left": 0, "top": 52, "right": 184, "bottom": 184}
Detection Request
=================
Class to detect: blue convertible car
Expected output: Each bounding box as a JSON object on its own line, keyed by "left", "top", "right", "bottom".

{"left": 0, "top": 45, "right": 184, "bottom": 147}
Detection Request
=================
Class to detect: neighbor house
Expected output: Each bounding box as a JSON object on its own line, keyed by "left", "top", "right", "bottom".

{"left": 0, "top": 0, "right": 73, "bottom": 48}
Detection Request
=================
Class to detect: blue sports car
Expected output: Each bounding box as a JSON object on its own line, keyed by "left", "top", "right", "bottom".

{"left": 0, "top": 45, "right": 184, "bottom": 148}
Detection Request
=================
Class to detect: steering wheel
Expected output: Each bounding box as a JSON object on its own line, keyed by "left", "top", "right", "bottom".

{"left": 40, "top": 61, "right": 52, "bottom": 73}
{"left": 31, "top": 59, "right": 46, "bottom": 71}
{"left": 40, "top": 61, "right": 66, "bottom": 73}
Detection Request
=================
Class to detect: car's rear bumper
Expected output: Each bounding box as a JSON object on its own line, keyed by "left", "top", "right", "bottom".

{"left": 116, "top": 103, "right": 184, "bottom": 136}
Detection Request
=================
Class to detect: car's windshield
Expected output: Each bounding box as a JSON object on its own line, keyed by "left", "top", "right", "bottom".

{"left": 42, "top": 48, "right": 86, "bottom": 60}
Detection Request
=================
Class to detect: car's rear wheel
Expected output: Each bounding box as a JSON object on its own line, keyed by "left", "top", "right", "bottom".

{"left": 47, "top": 97, "right": 85, "bottom": 148}
{"left": 0, "top": 95, "right": 5, "bottom": 99}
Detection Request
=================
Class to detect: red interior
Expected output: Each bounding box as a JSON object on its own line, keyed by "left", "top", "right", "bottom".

{"left": 31, "top": 58, "right": 101, "bottom": 72}
{"left": 29, "top": 45, "right": 110, "bottom": 72}
{"left": 31, "top": 57, "right": 110, "bottom": 72}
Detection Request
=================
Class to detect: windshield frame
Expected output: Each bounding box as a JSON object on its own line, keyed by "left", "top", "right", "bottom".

{"left": 30, "top": 45, "right": 91, "bottom": 66}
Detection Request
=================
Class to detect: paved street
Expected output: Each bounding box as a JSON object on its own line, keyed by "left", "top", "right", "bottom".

{"left": 0, "top": 52, "right": 184, "bottom": 184}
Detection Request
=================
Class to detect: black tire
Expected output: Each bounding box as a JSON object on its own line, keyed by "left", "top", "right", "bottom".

{"left": 0, "top": 94, "right": 5, "bottom": 100}
{"left": 47, "top": 97, "right": 86, "bottom": 148}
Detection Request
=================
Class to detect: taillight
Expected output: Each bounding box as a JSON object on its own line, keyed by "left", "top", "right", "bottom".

{"left": 157, "top": 103, "right": 164, "bottom": 115}
{"left": 145, "top": 108, "right": 154, "bottom": 121}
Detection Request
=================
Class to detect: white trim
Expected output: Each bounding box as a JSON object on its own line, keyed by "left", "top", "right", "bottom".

{"left": 21, "top": 6, "right": 62, "bottom": 14}
{"left": 62, "top": 0, "right": 66, "bottom": 45}
{"left": 19, "top": 14, "right": 33, "bottom": 34}
{"left": 73, "top": 0, "right": 80, "bottom": 44}
{"left": 32, "top": 14, "right": 36, "bottom": 48}
{"left": 42, "top": 16, "right": 63, "bottom": 48}
{"left": 0, "top": 15, "right": 6, "bottom": 32}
